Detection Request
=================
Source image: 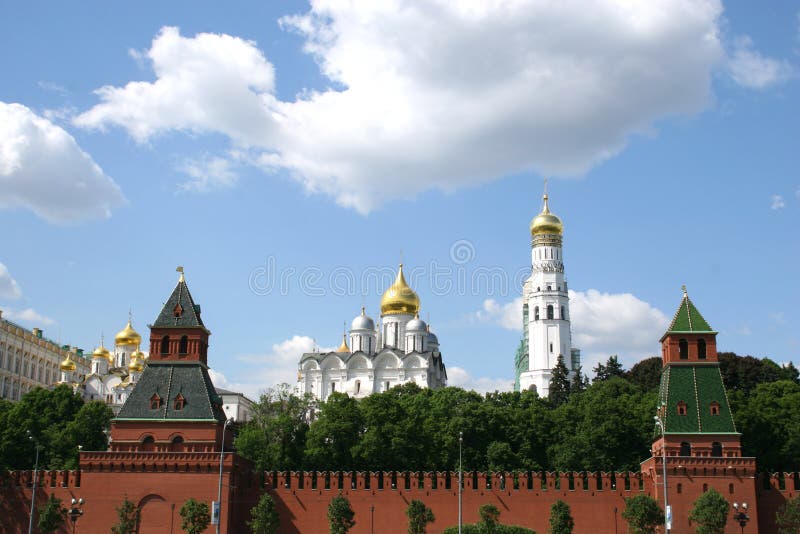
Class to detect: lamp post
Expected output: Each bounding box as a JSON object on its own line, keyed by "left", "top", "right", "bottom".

{"left": 216, "top": 418, "right": 234, "bottom": 534}
{"left": 732, "top": 502, "right": 750, "bottom": 533}
{"left": 68, "top": 497, "right": 85, "bottom": 534}
{"left": 458, "top": 431, "right": 463, "bottom": 534}
{"left": 654, "top": 414, "right": 669, "bottom": 534}
{"left": 27, "top": 431, "right": 42, "bottom": 534}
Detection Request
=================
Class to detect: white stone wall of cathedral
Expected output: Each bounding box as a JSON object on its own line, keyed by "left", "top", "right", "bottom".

{"left": 381, "top": 313, "right": 413, "bottom": 351}
{"left": 349, "top": 331, "right": 377, "bottom": 355}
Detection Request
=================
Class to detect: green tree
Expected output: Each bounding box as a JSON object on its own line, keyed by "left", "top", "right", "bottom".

{"left": 180, "top": 498, "right": 211, "bottom": 534}
{"left": 406, "top": 499, "right": 435, "bottom": 534}
{"left": 236, "top": 384, "right": 314, "bottom": 471}
{"left": 111, "top": 495, "right": 140, "bottom": 534}
{"left": 776, "top": 495, "right": 800, "bottom": 534}
{"left": 734, "top": 380, "right": 800, "bottom": 471}
{"left": 593, "top": 355, "right": 625, "bottom": 383}
{"left": 480, "top": 503, "right": 502, "bottom": 532}
{"left": 486, "top": 441, "right": 520, "bottom": 472}
{"left": 327, "top": 494, "right": 355, "bottom": 534}
{"left": 37, "top": 494, "right": 67, "bottom": 534}
{"left": 548, "top": 500, "right": 574, "bottom": 534}
{"left": 688, "top": 488, "right": 729, "bottom": 534}
{"left": 248, "top": 493, "right": 280, "bottom": 534}
{"left": 626, "top": 357, "right": 663, "bottom": 392}
{"left": 548, "top": 355, "right": 571, "bottom": 407}
{"left": 305, "top": 392, "right": 363, "bottom": 469}
{"left": 569, "top": 365, "right": 588, "bottom": 395}
{"left": 621, "top": 494, "right": 664, "bottom": 534}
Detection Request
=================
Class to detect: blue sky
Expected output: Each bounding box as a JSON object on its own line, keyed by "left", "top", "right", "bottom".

{"left": 1, "top": 0, "right": 798, "bottom": 397}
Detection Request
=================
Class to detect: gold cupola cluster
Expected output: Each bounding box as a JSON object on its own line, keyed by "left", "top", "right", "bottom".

{"left": 380, "top": 264, "right": 420, "bottom": 316}
{"left": 529, "top": 193, "right": 563, "bottom": 237}
{"left": 60, "top": 353, "right": 77, "bottom": 372}
{"left": 115, "top": 320, "right": 141, "bottom": 347}
{"left": 128, "top": 347, "right": 145, "bottom": 373}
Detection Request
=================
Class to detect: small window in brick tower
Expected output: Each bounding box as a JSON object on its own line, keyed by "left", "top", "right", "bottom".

{"left": 179, "top": 335, "right": 188, "bottom": 354}
{"left": 710, "top": 401, "right": 720, "bottom": 416}
{"left": 149, "top": 393, "right": 161, "bottom": 410}
{"left": 173, "top": 303, "right": 183, "bottom": 317}
{"left": 698, "top": 338, "right": 707, "bottom": 359}
{"left": 174, "top": 393, "right": 185, "bottom": 411}
{"left": 679, "top": 339, "right": 689, "bottom": 359}
{"left": 677, "top": 401, "right": 688, "bottom": 416}
{"left": 160, "top": 336, "right": 169, "bottom": 354}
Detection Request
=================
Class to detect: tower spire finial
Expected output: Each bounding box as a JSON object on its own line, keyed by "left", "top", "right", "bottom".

{"left": 177, "top": 265, "right": 185, "bottom": 282}
{"left": 128, "top": 308, "right": 132, "bottom": 324}
{"left": 681, "top": 284, "right": 688, "bottom": 297}
{"left": 542, "top": 178, "right": 550, "bottom": 213}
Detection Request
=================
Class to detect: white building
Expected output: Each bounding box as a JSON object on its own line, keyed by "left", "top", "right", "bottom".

{"left": 297, "top": 264, "right": 448, "bottom": 401}
{"left": 0, "top": 311, "right": 90, "bottom": 400}
{"left": 217, "top": 388, "right": 255, "bottom": 423}
{"left": 515, "top": 190, "right": 580, "bottom": 396}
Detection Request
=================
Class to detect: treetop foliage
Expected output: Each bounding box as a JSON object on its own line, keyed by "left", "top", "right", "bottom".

{"left": 688, "top": 488, "right": 729, "bottom": 534}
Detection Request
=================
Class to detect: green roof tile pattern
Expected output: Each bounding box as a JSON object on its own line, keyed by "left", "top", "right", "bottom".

{"left": 659, "top": 364, "right": 737, "bottom": 434}
{"left": 664, "top": 291, "right": 715, "bottom": 335}
{"left": 116, "top": 361, "right": 225, "bottom": 422}
{"left": 152, "top": 278, "right": 206, "bottom": 329}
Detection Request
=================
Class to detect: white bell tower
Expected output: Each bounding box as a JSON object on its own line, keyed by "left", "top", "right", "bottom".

{"left": 518, "top": 185, "right": 575, "bottom": 396}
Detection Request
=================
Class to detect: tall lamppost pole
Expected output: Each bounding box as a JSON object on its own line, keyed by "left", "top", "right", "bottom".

{"left": 216, "top": 418, "right": 234, "bottom": 534}
{"left": 732, "top": 502, "right": 750, "bottom": 533}
{"left": 654, "top": 413, "right": 669, "bottom": 534}
{"left": 458, "top": 431, "right": 463, "bottom": 534}
{"left": 67, "top": 497, "right": 85, "bottom": 534}
{"left": 27, "top": 431, "right": 42, "bottom": 534}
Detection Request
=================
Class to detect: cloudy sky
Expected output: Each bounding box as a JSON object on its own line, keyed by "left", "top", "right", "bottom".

{"left": 1, "top": 1, "right": 798, "bottom": 398}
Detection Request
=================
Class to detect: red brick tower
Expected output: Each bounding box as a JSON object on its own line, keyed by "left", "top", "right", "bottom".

{"left": 642, "top": 287, "right": 757, "bottom": 532}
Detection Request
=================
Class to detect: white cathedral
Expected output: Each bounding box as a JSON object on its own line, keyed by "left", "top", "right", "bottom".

{"left": 56, "top": 319, "right": 147, "bottom": 413}
{"left": 515, "top": 189, "right": 580, "bottom": 396}
{"left": 297, "top": 264, "right": 448, "bottom": 401}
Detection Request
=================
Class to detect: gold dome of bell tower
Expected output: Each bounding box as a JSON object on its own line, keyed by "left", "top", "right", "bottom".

{"left": 380, "top": 264, "right": 420, "bottom": 316}
{"left": 529, "top": 181, "right": 563, "bottom": 237}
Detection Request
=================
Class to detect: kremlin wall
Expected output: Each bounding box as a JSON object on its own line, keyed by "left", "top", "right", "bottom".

{"left": 1, "top": 194, "right": 798, "bottom": 533}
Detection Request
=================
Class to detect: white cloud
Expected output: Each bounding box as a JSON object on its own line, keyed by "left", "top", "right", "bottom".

{"left": 211, "top": 335, "right": 332, "bottom": 398}
{"left": 3, "top": 307, "right": 55, "bottom": 326}
{"left": 472, "top": 289, "right": 669, "bottom": 372}
{"left": 0, "top": 102, "right": 126, "bottom": 223}
{"left": 0, "top": 263, "right": 22, "bottom": 299}
{"left": 771, "top": 194, "right": 786, "bottom": 210}
{"left": 76, "top": 2, "right": 724, "bottom": 212}
{"left": 447, "top": 366, "right": 513, "bottom": 394}
{"left": 177, "top": 155, "right": 238, "bottom": 193}
{"left": 473, "top": 297, "right": 523, "bottom": 330}
{"left": 728, "top": 36, "right": 793, "bottom": 89}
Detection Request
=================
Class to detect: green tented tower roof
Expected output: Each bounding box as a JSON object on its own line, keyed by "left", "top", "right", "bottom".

{"left": 662, "top": 288, "right": 716, "bottom": 337}
{"left": 657, "top": 365, "right": 737, "bottom": 434}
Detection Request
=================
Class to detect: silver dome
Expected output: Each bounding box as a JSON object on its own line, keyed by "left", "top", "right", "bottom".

{"left": 426, "top": 331, "right": 439, "bottom": 345}
{"left": 351, "top": 308, "right": 375, "bottom": 331}
{"left": 406, "top": 317, "right": 427, "bottom": 332}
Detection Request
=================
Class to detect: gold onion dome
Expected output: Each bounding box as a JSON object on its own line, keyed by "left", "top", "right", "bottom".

{"left": 115, "top": 320, "right": 141, "bottom": 347}
{"left": 60, "top": 353, "right": 77, "bottom": 372}
{"left": 380, "top": 264, "right": 420, "bottom": 316}
{"left": 92, "top": 344, "right": 110, "bottom": 359}
{"left": 128, "top": 349, "right": 145, "bottom": 372}
{"left": 335, "top": 333, "right": 350, "bottom": 353}
{"left": 529, "top": 194, "right": 563, "bottom": 236}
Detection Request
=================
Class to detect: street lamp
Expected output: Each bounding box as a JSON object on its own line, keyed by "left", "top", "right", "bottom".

{"left": 732, "top": 502, "right": 750, "bottom": 533}
{"left": 27, "top": 431, "right": 42, "bottom": 534}
{"left": 654, "top": 413, "right": 669, "bottom": 534}
{"left": 458, "top": 431, "right": 463, "bottom": 534}
{"left": 68, "top": 497, "right": 85, "bottom": 533}
{"left": 216, "top": 417, "right": 234, "bottom": 534}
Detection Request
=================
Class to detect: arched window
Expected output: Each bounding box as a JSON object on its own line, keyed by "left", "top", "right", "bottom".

{"left": 141, "top": 435, "right": 155, "bottom": 452}
{"left": 547, "top": 305, "right": 554, "bottom": 319}
{"left": 680, "top": 442, "right": 691, "bottom": 456}
{"left": 698, "top": 339, "right": 707, "bottom": 359}
{"left": 677, "top": 483, "right": 682, "bottom": 494}
{"left": 170, "top": 435, "right": 184, "bottom": 452}
{"left": 729, "top": 483, "right": 734, "bottom": 494}
{"left": 534, "top": 306, "right": 540, "bottom": 320}
{"left": 679, "top": 339, "right": 689, "bottom": 359}
{"left": 710, "top": 401, "right": 720, "bottom": 416}
{"left": 677, "top": 401, "right": 688, "bottom": 416}
{"left": 160, "top": 336, "right": 169, "bottom": 354}
{"left": 702, "top": 483, "right": 708, "bottom": 492}
{"left": 711, "top": 442, "right": 722, "bottom": 457}
{"left": 355, "top": 380, "right": 361, "bottom": 394}
{"left": 178, "top": 336, "right": 188, "bottom": 354}
{"left": 560, "top": 306, "right": 566, "bottom": 320}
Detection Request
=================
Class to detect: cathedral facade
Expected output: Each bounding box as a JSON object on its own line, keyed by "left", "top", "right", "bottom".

{"left": 297, "top": 264, "right": 447, "bottom": 401}
{"left": 515, "top": 190, "right": 580, "bottom": 395}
